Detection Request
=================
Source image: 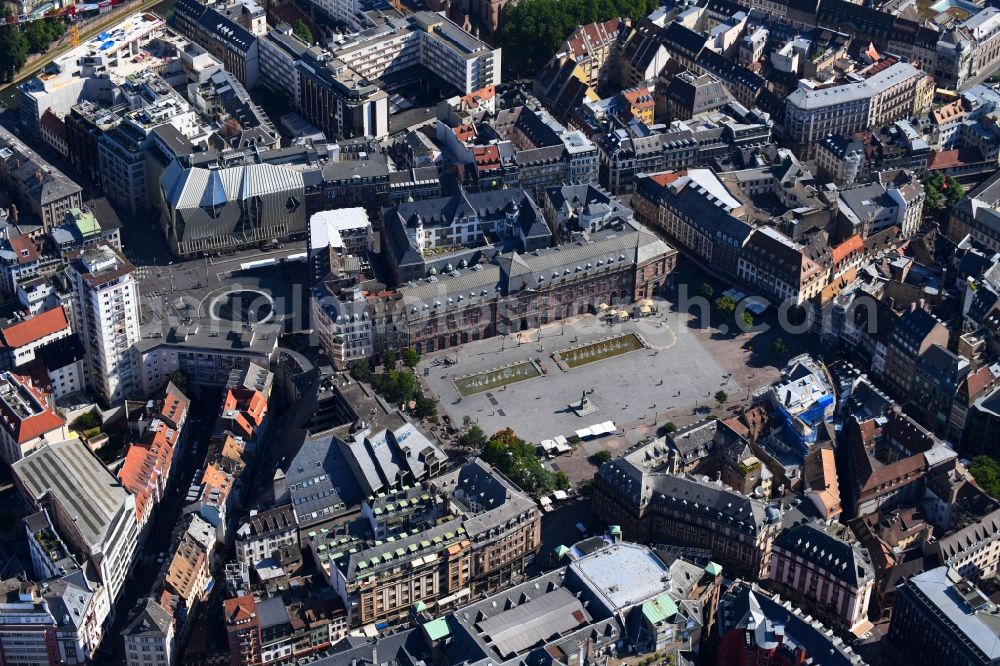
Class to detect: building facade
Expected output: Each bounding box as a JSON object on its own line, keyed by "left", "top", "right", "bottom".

{"left": 889, "top": 566, "right": 1000, "bottom": 666}
{"left": 593, "top": 461, "right": 782, "bottom": 578}
{"left": 68, "top": 245, "right": 141, "bottom": 405}
{"left": 123, "top": 598, "right": 176, "bottom": 666}
{"left": 767, "top": 521, "right": 875, "bottom": 635}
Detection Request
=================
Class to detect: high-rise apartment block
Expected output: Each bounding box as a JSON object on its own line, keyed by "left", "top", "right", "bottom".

{"left": 67, "top": 245, "right": 140, "bottom": 405}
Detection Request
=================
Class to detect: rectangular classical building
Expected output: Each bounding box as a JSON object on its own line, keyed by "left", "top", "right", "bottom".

{"left": 593, "top": 461, "right": 782, "bottom": 578}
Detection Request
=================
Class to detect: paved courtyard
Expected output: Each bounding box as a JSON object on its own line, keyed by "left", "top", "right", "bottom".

{"left": 422, "top": 299, "right": 744, "bottom": 446}
{"left": 128, "top": 244, "right": 310, "bottom": 334}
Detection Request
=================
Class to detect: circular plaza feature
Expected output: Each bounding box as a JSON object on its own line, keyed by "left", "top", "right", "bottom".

{"left": 209, "top": 289, "right": 275, "bottom": 324}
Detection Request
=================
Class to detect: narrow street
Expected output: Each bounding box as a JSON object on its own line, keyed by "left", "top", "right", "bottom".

{"left": 92, "top": 388, "right": 221, "bottom": 664}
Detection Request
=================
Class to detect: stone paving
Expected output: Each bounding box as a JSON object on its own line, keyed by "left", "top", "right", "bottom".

{"left": 421, "top": 299, "right": 740, "bottom": 447}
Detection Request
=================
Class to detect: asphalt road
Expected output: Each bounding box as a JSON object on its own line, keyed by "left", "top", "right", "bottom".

{"left": 92, "top": 388, "right": 221, "bottom": 664}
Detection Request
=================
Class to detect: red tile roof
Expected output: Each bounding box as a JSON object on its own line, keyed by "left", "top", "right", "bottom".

{"left": 472, "top": 145, "right": 501, "bottom": 166}
{"left": 964, "top": 366, "right": 999, "bottom": 404}
{"left": 932, "top": 99, "right": 964, "bottom": 124}
{"left": 621, "top": 86, "right": 652, "bottom": 106}
{"left": 118, "top": 421, "right": 178, "bottom": 522}
{"left": 0, "top": 372, "right": 65, "bottom": 444}
{"left": 565, "top": 18, "right": 626, "bottom": 59}
{"left": 453, "top": 124, "right": 476, "bottom": 142}
{"left": 0, "top": 307, "right": 69, "bottom": 349}
{"left": 7, "top": 235, "right": 39, "bottom": 266}
{"left": 928, "top": 147, "right": 985, "bottom": 170}
{"left": 648, "top": 171, "right": 684, "bottom": 187}
{"left": 224, "top": 595, "right": 257, "bottom": 625}
{"left": 461, "top": 85, "right": 495, "bottom": 108}
{"left": 832, "top": 234, "right": 863, "bottom": 265}
{"left": 201, "top": 463, "right": 234, "bottom": 507}
{"left": 159, "top": 384, "right": 190, "bottom": 429}
{"left": 39, "top": 109, "right": 67, "bottom": 142}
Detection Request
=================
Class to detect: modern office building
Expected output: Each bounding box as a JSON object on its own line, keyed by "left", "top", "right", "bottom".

{"left": 331, "top": 12, "right": 501, "bottom": 96}
{"left": 889, "top": 566, "right": 1000, "bottom": 666}
{"left": 131, "top": 322, "right": 281, "bottom": 397}
{"left": 159, "top": 154, "right": 309, "bottom": 257}
{"left": 17, "top": 12, "right": 168, "bottom": 141}
{"left": 296, "top": 51, "right": 390, "bottom": 140}
{"left": 12, "top": 439, "right": 139, "bottom": 604}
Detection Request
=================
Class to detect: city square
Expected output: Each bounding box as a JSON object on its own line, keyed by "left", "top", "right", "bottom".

{"left": 422, "top": 299, "right": 740, "bottom": 444}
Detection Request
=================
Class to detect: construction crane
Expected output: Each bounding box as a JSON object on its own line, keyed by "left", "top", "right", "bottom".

{"left": 4, "top": 1, "right": 125, "bottom": 26}
{"left": 4, "top": 5, "right": 78, "bottom": 25}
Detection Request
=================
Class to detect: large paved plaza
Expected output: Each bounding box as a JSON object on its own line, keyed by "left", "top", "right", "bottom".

{"left": 421, "top": 298, "right": 750, "bottom": 445}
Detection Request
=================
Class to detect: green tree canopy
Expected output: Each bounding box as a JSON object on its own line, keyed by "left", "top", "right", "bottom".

{"left": 292, "top": 19, "right": 313, "bottom": 44}
{"left": 658, "top": 421, "right": 677, "bottom": 435}
{"left": 0, "top": 16, "right": 29, "bottom": 83}
{"left": 944, "top": 176, "right": 966, "bottom": 208}
{"left": 23, "top": 18, "right": 64, "bottom": 54}
{"left": 493, "top": 0, "right": 659, "bottom": 76}
{"left": 372, "top": 370, "right": 417, "bottom": 405}
{"left": 481, "top": 428, "right": 561, "bottom": 495}
{"left": 402, "top": 348, "right": 421, "bottom": 369}
{"left": 165, "top": 370, "right": 189, "bottom": 394}
{"left": 970, "top": 455, "right": 1000, "bottom": 499}
{"left": 715, "top": 295, "right": 737, "bottom": 314}
{"left": 697, "top": 282, "right": 714, "bottom": 299}
{"left": 413, "top": 392, "right": 437, "bottom": 420}
{"left": 458, "top": 424, "right": 488, "bottom": 449}
{"left": 72, "top": 412, "right": 99, "bottom": 431}
{"left": 348, "top": 359, "right": 372, "bottom": 383}
{"left": 715, "top": 390, "right": 728, "bottom": 405}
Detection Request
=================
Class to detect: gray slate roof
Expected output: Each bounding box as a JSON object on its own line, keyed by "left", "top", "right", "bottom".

{"left": 773, "top": 521, "right": 873, "bottom": 587}
{"left": 12, "top": 439, "right": 132, "bottom": 551}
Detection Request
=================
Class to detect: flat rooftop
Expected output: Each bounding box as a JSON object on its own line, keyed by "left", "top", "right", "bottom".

{"left": 12, "top": 439, "right": 131, "bottom": 550}
{"left": 21, "top": 13, "right": 166, "bottom": 96}
{"left": 570, "top": 541, "right": 671, "bottom": 610}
